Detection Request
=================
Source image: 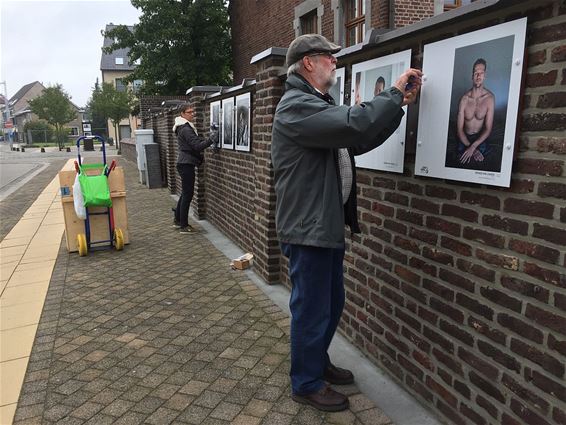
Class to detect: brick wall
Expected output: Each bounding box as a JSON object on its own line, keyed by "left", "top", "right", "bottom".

{"left": 143, "top": 2, "right": 565, "bottom": 424}
{"left": 229, "top": 0, "right": 414, "bottom": 83}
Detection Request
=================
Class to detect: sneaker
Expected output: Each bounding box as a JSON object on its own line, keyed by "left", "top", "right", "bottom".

{"left": 173, "top": 220, "right": 181, "bottom": 228}
{"left": 179, "top": 226, "right": 194, "bottom": 234}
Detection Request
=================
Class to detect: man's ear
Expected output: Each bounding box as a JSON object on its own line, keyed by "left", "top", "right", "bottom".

{"left": 302, "top": 56, "right": 314, "bottom": 72}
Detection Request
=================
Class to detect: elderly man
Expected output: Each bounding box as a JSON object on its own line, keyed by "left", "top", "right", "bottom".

{"left": 271, "top": 34, "right": 421, "bottom": 412}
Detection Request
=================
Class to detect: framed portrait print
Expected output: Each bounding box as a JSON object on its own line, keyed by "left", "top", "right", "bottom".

{"left": 350, "top": 50, "right": 412, "bottom": 173}
{"left": 235, "top": 93, "right": 251, "bottom": 152}
{"left": 415, "top": 18, "right": 527, "bottom": 187}
{"left": 210, "top": 100, "right": 221, "bottom": 149}
{"left": 221, "top": 97, "right": 234, "bottom": 150}
{"left": 329, "top": 67, "right": 345, "bottom": 105}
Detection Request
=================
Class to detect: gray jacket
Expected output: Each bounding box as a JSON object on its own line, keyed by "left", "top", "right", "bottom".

{"left": 271, "top": 73, "right": 404, "bottom": 249}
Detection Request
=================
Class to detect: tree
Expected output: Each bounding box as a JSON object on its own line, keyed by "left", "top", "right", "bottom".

{"left": 87, "top": 82, "right": 134, "bottom": 151}
{"left": 85, "top": 78, "right": 109, "bottom": 138}
{"left": 104, "top": 0, "right": 232, "bottom": 95}
{"left": 28, "top": 84, "right": 77, "bottom": 150}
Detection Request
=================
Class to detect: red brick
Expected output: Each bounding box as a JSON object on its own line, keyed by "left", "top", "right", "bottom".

{"left": 402, "top": 326, "right": 431, "bottom": 353}
{"left": 438, "top": 267, "right": 475, "bottom": 292}
{"left": 422, "top": 246, "right": 453, "bottom": 266}
{"left": 363, "top": 237, "right": 383, "bottom": 254}
{"left": 524, "top": 262, "right": 564, "bottom": 288}
{"left": 425, "top": 185, "right": 457, "bottom": 200}
{"left": 426, "top": 376, "right": 457, "bottom": 407}
{"left": 398, "top": 181, "right": 423, "bottom": 195}
{"left": 538, "top": 182, "right": 566, "bottom": 199}
{"left": 510, "top": 399, "right": 552, "bottom": 425}
{"left": 556, "top": 293, "right": 566, "bottom": 312}
{"left": 437, "top": 400, "right": 466, "bottom": 425}
{"left": 426, "top": 217, "right": 461, "bottom": 237}
{"left": 476, "top": 248, "right": 519, "bottom": 270}
{"left": 552, "top": 45, "right": 566, "bottom": 62}
{"left": 409, "top": 257, "right": 437, "bottom": 277}
{"left": 424, "top": 326, "right": 453, "bottom": 353}
{"left": 385, "top": 331, "right": 411, "bottom": 355}
{"left": 370, "top": 226, "right": 392, "bottom": 243}
{"left": 456, "top": 259, "right": 495, "bottom": 283}
{"left": 460, "top": 191, "right": 500, "bottom": 210}
{"left": 423, "top": 279, "right": 453, "bottom": 301}
{"left": 439, "top": 320, "right": 474, "bottom": 346}
{"left": 506, "top": 178, "right": 536, "bottom": 193}
{"left": 371, "top": 201, "right": 394, "bottom": 217}
{"left": 529, "top": 369, "right": 566, "bottom": 402}
{"left": 398, "top": 354, "right": 424, "bottom": 380}
{"left": 533, "top": 223, "right": 566, "bottom": 246}
{"left": 536, "top": 137, "right": 566, "bottom": 154}
{"left": 383, "top": 218, "right": 408, "bottom": 235}
{"left": 510, "top": 338, "right": 565, "bottom": 378}
{"left": 440, "top": 236, "right": 472, "bottom": 257}
{"left": 509, "top": 238, "right": 560, "bottom": 265}
{"left": 460, "top": 403, "right": 487, "bottom": 425}
{"left": 456, "top": 293, "right": 494, "bottom": 320}
{"left": 482, "top": 214, "right": 528, "bottom": 236}
{"left": 396, "top": 208, "right": 423, "bottom": 226}
{"left": 528, "top": 49, "right": 547, "bottom": 65}
{"left": 441, "top": 203, "right": 478, "bottom": 222}
{"left": 409, "top": 227, "right": 437, "bottom": 245}
{"left": 411, "top": 198, "right": 439, "bottom": 214}
{"left": 503, "top": 373, "right": 550, "bottom": 415}
{"left": 477, "top": 340, "right": 520, "bottom": 372}
{"left": 384, "top": 191, "right": 409, "bottom": 206}
{"left": 503, "top": 198, "right": 555, "bottom": 219}
{"left": 406, "top": 375, "right": 433, "bottom": 402}
{"left": 502, "top": 413, "right": 523, "bottom": 425}
{"left": 469, "top": 371, "right": 505, "bottom": 403}
{"left": 497, "top": 313, "right": 544, "bottom": 344}
{"left": 554, "top": 407, "right": 566, "bottom": 425}
{"left": 476, "top": 394, "right": 498, "bottom": 419}
{"left": 384, "top": 246, "right": 408, "bottom": 264}
{"left": 468, "top": 316, "right": 507, "bottom": 344}
{"left": 526, "top": 70, "right": 557, "bottom": 87}
{"left": 463, "top": 226, "right": 505, "bottom": 248}
{"left": 537, "top": 92, "right": 566, "bottom": 108}
{"left": 373, "top": 176, "right": 396, "bottom": 189}
{"left": 525, "top": 303, "right": 566, "bottom": 336}
{"left": 522, "top": 113, "right": 566, "bottom": 132}
{"left": 500, "top": 275, "right": 550, "bottom": 303}
{"left": 454, "top": 380, "right": 470, "bottom": 398}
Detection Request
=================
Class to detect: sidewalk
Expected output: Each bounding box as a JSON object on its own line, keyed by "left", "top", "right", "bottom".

{"left": 1, "top": 158, "right": 439, "bottom": 425}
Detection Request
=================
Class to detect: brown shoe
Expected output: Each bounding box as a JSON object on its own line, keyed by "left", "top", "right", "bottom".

{"left": 323, "top": 363, "right": 354, "bottom": 385}
{"left": 292, "top": 385, "right": 349, "bottom": 412}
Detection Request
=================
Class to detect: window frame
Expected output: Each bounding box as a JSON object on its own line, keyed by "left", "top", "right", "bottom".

{"left": 344, "top": 0, "right": 365, "bottom": 46}
{"left": 300, "top": 9, "right": 318, "bottom": 35}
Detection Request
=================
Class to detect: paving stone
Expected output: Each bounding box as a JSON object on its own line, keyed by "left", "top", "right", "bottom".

{"left": 145, "top": 406, "right": 181, "bottom": 424}
{"left": 243, "top": 398, "right": 272, "bottom": 417}
{"left": 102, "top": 399, "right": 135, "bottom": 417}
{"left": 176, "top": 404, "right": 212, "bottom": 424}
{"left": 209, "top": 401, "right": 243, "bottom": 421}
{"left": 179, "top": 380, "right": 209, "bottom": 396}
{"left": 193, "top": 390, "right": 225, "bottom": 409}
{"left": 356, "top": 408, "right": 393, "bottom": 425}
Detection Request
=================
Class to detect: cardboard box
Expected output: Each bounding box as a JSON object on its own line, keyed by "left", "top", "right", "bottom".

{"left": 231, "top": 253, "right": 254, "bottom": 270}
{"left": 58, "top": 167, "right": 129, "bottom": 252}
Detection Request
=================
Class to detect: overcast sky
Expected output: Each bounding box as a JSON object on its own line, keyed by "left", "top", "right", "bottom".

{"left": 1, "top": 0, "right": 141, "bottom": 107}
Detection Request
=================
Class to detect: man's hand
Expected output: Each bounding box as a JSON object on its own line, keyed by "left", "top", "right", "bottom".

{"left": 394, "top": 68, "right": 423, "bottom": 106}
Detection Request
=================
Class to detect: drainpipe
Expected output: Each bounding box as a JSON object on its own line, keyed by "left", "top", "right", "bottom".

{"left": 389, "top": 0, "right": 395, "bottom": 30}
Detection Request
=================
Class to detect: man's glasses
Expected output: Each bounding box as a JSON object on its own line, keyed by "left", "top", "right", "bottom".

{"left": 308, "top": 52, "right": 334, "bottom": 60}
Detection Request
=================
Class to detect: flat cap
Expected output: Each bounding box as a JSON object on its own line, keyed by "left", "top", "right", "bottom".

{"left": 286, "top": 34, "right": 341, "bottom": 67}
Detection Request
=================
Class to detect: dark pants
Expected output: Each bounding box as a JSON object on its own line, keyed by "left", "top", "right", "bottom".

{"left": 281, "top": 243, "right": 346, "bottom": 395}
{"left": 175, "top": 163, "right": 196, "bottom": 227}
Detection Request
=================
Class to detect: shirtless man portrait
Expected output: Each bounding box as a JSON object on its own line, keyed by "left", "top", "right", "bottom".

{"left": 456, "top": 58, "right": 494, "bottom": 165}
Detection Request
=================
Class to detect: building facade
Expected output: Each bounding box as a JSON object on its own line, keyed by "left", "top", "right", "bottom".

{"left": 100, "top": 24, "right": 140, "bottom": 143}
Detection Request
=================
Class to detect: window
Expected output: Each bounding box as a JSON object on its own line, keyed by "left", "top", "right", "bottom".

{"left": 134, "top": 58, "right": 141, "bottom": 65}
{"left": 345, "top": 0, "right": 365, "bottom": 46}
{"left": 133, "top": 80, "right": 143, "bottom": 94}
{"left": 300, "top": 9, "right": 318, "bottom": 34}
{"left": 68, "top": 127, "right": 79, "bottom": 136}
{"left": 115, "top": 78, "right": 126, "bottom": 92}
{"left": 444, "top": 0, "right": 474, "bottom": 11}
{"left": 115, "top": 57, "right": 124, "bottom": 65}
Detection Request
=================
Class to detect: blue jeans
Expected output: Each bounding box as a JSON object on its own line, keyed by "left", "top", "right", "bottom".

{"left": 281, "top": 243, "right": 346, "bottom": 395}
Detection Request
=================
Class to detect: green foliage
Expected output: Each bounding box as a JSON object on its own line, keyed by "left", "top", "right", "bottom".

{"left": 87, "top": 82, "right": 134, "bottom": 148}
{"left": 28, "top": 84, "right": 77, "bottom": 149}
{"left": 104, "top": 0, "right": 232, "bottom": 95}
{"left": 23, "top": 120, "right": 55, "bottom": 143}
{"left": 85, "top": 78, "right": 108, "bottom": 138}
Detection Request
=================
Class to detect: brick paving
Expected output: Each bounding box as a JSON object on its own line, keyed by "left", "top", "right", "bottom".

{"left": 10, "top": 158, "right": 393, "bottom": 425}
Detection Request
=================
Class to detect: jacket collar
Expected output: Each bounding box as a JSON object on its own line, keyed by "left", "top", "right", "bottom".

{"left": 286, "top": 73, "right": 335, "bottom": 105}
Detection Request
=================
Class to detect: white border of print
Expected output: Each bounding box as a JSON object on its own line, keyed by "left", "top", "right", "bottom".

{"left": 351, "top": 50, "right": 411, "bottom": 173}
{"left": 235, "top": 93, "right": 251, "bottom": 152}
{"left": 210, "top": 100, "right": 221, "bottom": 149}
{"left": 414, "top": 18, "right": 527, "bottom": 187}
{"left": 221, "top": 97, "right": 235, "bottom": 150}
{"left": 329, "top": 67, "right": 345, "bottom": 105}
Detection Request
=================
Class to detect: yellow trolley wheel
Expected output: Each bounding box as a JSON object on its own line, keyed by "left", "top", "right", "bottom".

{"left": 77, "top": 234, "right": 88, "bottom": 257}
{"left": 114, "top": 228, "right": 124, "bottom": 251}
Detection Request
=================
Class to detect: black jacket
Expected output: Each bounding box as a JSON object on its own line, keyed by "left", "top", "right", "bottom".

{"left": 175, "top": 122, "right": 213, "bottom": 166}
{"left": 271, "top": 73, "right": 404, "bottom": 248}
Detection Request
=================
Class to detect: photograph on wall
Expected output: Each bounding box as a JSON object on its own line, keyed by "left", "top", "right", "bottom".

{"left": 210, "top": 100, "right": 221, "bottom": 149}
{"left": 350, "top": 50, "right": 411, "bottom": 173}
{"left": 415, "top": 18, "right": 527, "bottom": 187}
{"left": 328, "top": 67, "right": 345, "bottom": 105}
{"left": 221, "top": 97, "right": 234, "bottom": 150}
{"left": 235, "top": 93, "right": 251, "bottom": 152}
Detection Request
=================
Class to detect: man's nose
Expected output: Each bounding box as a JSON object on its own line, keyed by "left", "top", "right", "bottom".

{"left": 331, "top": 56, "right": 337, "bottom": 64}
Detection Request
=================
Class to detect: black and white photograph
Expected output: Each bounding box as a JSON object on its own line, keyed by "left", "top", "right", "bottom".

{"left": 415, "top": 18, "right": 527, "bottom": 187}
{"left": 235, "top": 93, "right": 251, "bottom": 152}
{"left": 221, "top": 97, "right": 234, "bottom": 150}
{"left": 328, "top": 67, "right": 345, "bottom": 105}
{"left": 350, "top": 50, "right": 411, "bottom": 173}
{"left": 210, "top": 100, "right": 221, "bottom": 149}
